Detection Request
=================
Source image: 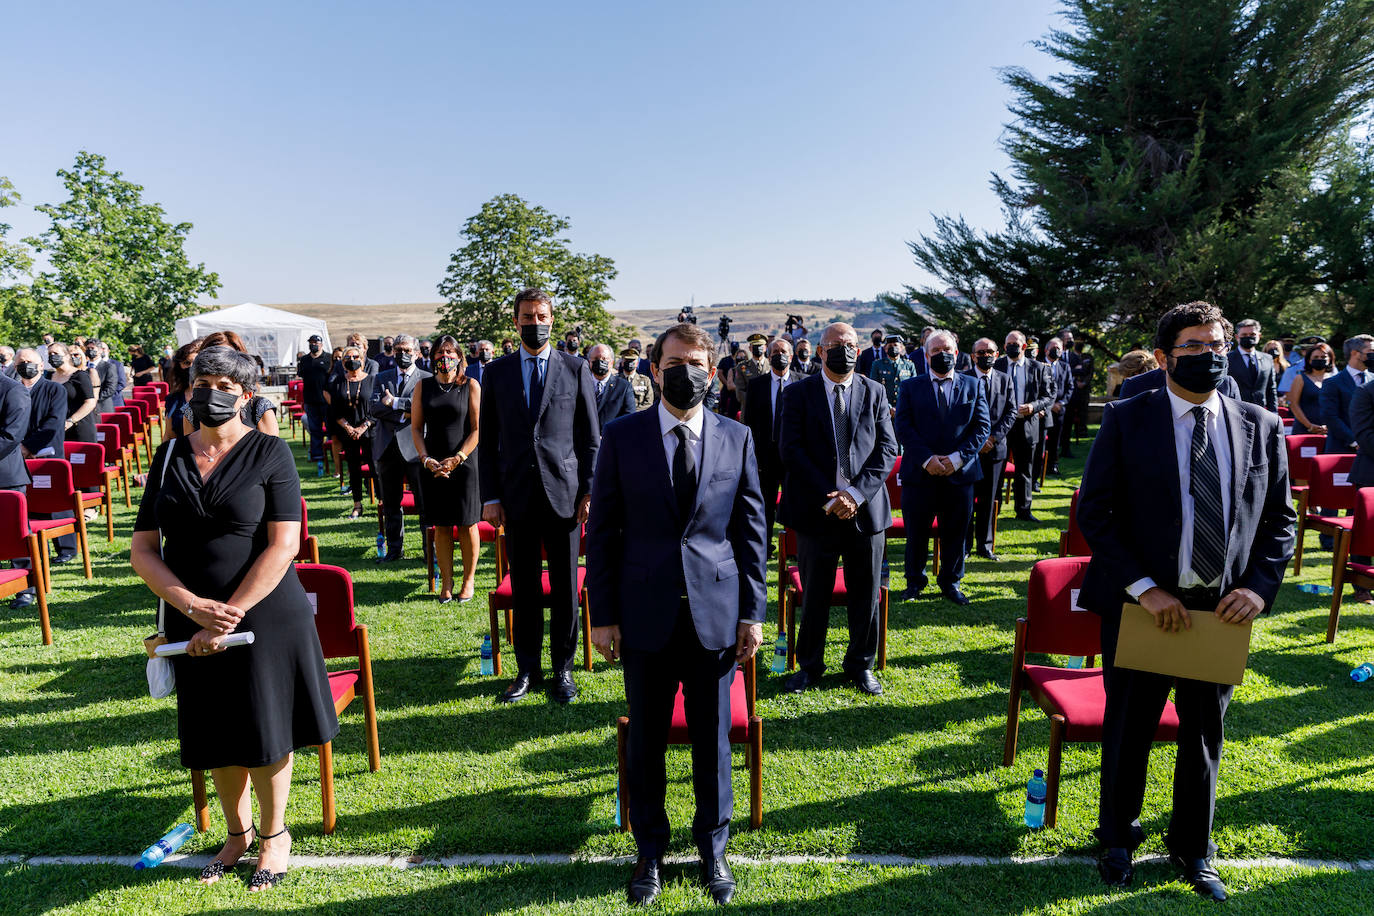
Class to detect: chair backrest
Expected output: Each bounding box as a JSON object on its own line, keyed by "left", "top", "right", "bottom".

{"left": 102, "top": 412, "right": 135, "bottom": 442}
{"left": 779, "top": 528, "right": 798, "bottom": 560}
{"left": 295, "top": 563, "right": 359, "bottom": 660}
{"left": 1347, "top": 488, "right": 1374, "bottom": 557}
{"left": 24, "top": 458, "right": 77, "bottom": 514}
{"left": 1023, "top": 557, "right": 1100, "bottom": 657}
{"left": 118, "top": 402, "right": 147, "bottom": 426}
{"left": 150, "top": 381, "right": 169, "bottom": 397}
{"left": 300, "top": 496, "right": 312, "bottom": 542}
{"left": 1285, "top": 434, "right": 1327, "bottom": 485}
{"left": 1062, "top": 488, "right": 1091, "bottom": 557}
{"left": 63, "top": 442, "right": 107, "bottom": 489}
{"left": 885, "top": 455, "right": 902, "bottom": 506}
{"left": 95, "top": 423, "right": 123, "bottom": 462}
{"left": 0, "top": 489, "right": 33, "bottom": 558}
{"left": 1307, "top": 453, "right": 1358, "bottom": 510}
{"left": 131, "top": 391, "right": 160, "bottom": 415}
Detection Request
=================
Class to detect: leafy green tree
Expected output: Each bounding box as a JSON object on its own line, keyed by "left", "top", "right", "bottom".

{"left": 436, "top": 194, "right": 617, "bottom": 345}
{"left": 0, "top": 177, "right": 55, "bottom": 344}
{"left": 26, "top": 151, "right": 220, "bottom": 349}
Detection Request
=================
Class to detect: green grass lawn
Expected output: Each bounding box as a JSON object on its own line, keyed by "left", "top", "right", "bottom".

{"left": 1, "top": 424, "right": 1371, "bottom": 914}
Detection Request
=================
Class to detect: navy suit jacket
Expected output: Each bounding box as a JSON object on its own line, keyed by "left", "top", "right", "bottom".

{"left": 367, "top": 366, "right": 432, "bottom": 463}
{"left": 965, "top": 369, "right": 1016, "bottom": 462}
{"left": 777, "top": 373, "right": 897, "bottom": 537}
{"left": 894, "top": 373, "right": 991, "bottom": 486}
{"left": 594, "top": 374, "right": 635, "bottom": 428}
{"left": 477, "top": 349, "right": 600, "bottom": 521}
{"left": 1044, "top": 358, "right": 1074, "bottom": 428}
{"left": 1349, "top": 382, "right": 1374, "bottom": 486}
{"left": 1077, "top": 387, "right": 1295, "bottom": 616}
{"left": 1119, "top": 367, "right": 1240, "bottom": 401}
{"left": 0, "top": 375, "right": 32, "bottom": 489}
{"left": 21, "top": 377, "right": 66, "bottom": 457}
{"left": 742, "top": 369, "right": 804, "bottom": 475}
{"left": 586, "top": 408, "right": 768, "bottom": 652}
{"left": 1319, "top": 368, "right": 1362, "bottom": 452}
{"left": 1227, "top": 348, "right": 1278, "bottom": 412}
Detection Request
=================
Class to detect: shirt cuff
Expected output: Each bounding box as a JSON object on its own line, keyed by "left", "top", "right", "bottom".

{"left": 844, "top": 485, "right": 865, "bottom": 507}
{"left": 482, "top": 499, "right": 500, "bottom": 506}
{"left": 947, "top": 453, "right": 964, "bottom": 471}
{"left": 1125, "top": 578, "right": 1156, "bottom": 601}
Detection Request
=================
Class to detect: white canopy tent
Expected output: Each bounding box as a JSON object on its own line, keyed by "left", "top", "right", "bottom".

{"left": 174, "top": 303, "right": 330, "bottom": 368}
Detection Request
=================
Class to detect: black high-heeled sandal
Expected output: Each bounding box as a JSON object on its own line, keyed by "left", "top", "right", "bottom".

{"left": 248, "top": 826, "right": 290, "bottom": 890}
{"left": 199, "top": 823, "right": 255, "bottom": 884}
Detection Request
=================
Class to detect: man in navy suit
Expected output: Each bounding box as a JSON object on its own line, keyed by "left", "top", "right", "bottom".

{"left": 1041, "top": 337, "right": 1075, "bottom": 477}
{"left": 587, "top": 321, "right": 766, "bottom": 907}
{"left": 1319, "top": 333, "right": 1373, "bottom": 453}
{"left": 1119, "top": 366, "right": 1240, "bottom": 400}
{"left": 480, "top": 289, "right": 600, "bottom": 705}
{"left": 368, "top": 335, "right": 432, "bottom": 561}
{"left": 965, "top": 338, "right": 1016, "bottom": 561}
{"left": 1225, "top": 319, "right": 1278, "bottom": 412}
{"left": 895, "top": 330, "right": 990, "bottom": 605}
{"left": 994, "top": 331, "right": 1054, "bottom": 521}
{"left": 586, "top": 344, "right": 635, "bottom": 428}
{"left": 742, "top": 336, "right": 805, "bottom": 548}
{"left": 778, "top": 323, "right": 897, "bottom": 696}
{"left": 1078, "top": 301, "right": 1295, "bottom": 901}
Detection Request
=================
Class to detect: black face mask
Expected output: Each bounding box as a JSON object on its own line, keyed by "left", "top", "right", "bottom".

{"left": 590, "top": 358, "right": 610, "bottom": 376}
{"left": 975, "top": 354, "right": 996, "bottom": 371}
{"left": 1237, "top": 336, "right": 1258, "bottom": 350}
{"left": 17, "top": 361, "right": 40, "bottom": 380}
{"left": 1047, "top": 350, "right": 1061, "bottom": 361}
{"left": 619, "top": 359, "right": 635, "bottom": 373}
{"left": 189, "top": 388, "right": 242, "bottom": 428}
{"left": 930, "top": 351, "right": 956, "bottom": 375}
{"left": 503, "top": 343, "right": 514, "bottom": 355}
{"left": 1309, "top": 359, "right": 1330, "bottom": 371}
{"left": 796, "top": 351, "right": 810, "bottom": 363}
{"left": 479, "top": 352, "right": 492, "bottom": 364}
{"left": 85, "top": 348, "right": 99, "bottom": 361}
{"left": 344, "top": 358, "right": 362, "bottom": 371}
{"left": 309, "top": 344, "right": 321, "bottom": 354}
{"left": 660, "top": 364, "right": 711, "bottom": 410}
{"left": 383, "top": 343, "right": 393, "bottom": 353}
{"left": 396, "top": 351, "right": 415, "bottom": 370}
{"left": 885, "top": 347, "right": 900, "bottom": 359}
{"left": 1168, "top": 351, "right": 1228, "bottom": 394}
{"left": 824, "top": 344, "right": 858, "bottom": 375}
{"left": 750, "top": 344, "right": 765, "bottom": 358}
{"left": 48, "top": 352, "right": 65, "bottom": 369}
{"left": 1266, "top": 349, "right": 1280, "bottom": 359}
{"left": 520, "top": 324, "right": 551, "bottom": 350}
{"left": 769, "top": 353, "right": 789, "bottom": 372}
{"left": 1006, "top": 343, "right": 1022, "bottom": 358}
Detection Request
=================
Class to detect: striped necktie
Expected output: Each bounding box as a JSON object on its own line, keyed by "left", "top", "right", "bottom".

{"left": 1189, "top": 405, "right": 1227, "bottom": 584}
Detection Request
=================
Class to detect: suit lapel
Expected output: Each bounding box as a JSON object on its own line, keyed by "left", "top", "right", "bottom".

{"left": 1150, "top": 389, "right": 1184, "bottom": 531}
{"left": 1220, "top": 397, "right": 1254, "bottom": 531}
{"left": 536, "top": 353, "right": 561, "bottom": 422}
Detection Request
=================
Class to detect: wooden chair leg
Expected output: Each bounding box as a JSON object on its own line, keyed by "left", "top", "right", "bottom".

{"left": 749, "top": 716, "right": 763, "bottom": 830}
{"left": 505, "top": 607, "right": 514, "bottom": 638}
{"left": 488, "top": 600, "right": 503, "bottom": 677}
{"left": 1046, "top": 715, "right": 1064, "bottom": 828}
{"left": 27, "top": 537, "right": 51, "bottom": 645}
{"left": 617, "top": 717, "right": 631, "bottom": 833}
{"left": 581, "top": 591, "right": 592, "bottom": 671}
{"left": 120, "top": 459, "right": 131, "bottom": 507}
{"left": 38, "top": 534, "right": 52, "bottom": 595}
{"left": 74, "top": 503, "right": 92, "bottom": 580}
{"left": 103, "top": 489, "right": 114, "bottom": 542}
{"left": 190, "top": 769, "right": 211, "bottom": 833}
{"left": 357, "top": 627, "right": 381, "bottom": 773}
{"left": 1002, "top": 687, "right": 1022, "bottom": 767}
{"left": 877, "top": 587, "right": 888, "bottom": 671}
{"left": 319, "top": 741, "right": 336, "bottom": 835}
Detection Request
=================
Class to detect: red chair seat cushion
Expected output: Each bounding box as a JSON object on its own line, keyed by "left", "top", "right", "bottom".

{"left": 328, "top": 669, "right": 360, "bottom": 711}
{"left": 477, "top": 521, "right": 498, "bottom": 542}
{"left": 0, "top": 567, "right": 31, "bottom": 589}
{"left": 490, "top": 567, "right": 587, "bottom": 607}
{"left": 667, "top": 669, "right": 749, "bottom": 744}
{"left": 1025, "top": 665, "right": 1180, "bottom": 743}
{"left": 1346, "top": 561, "right": 1374, "bottom": 579}
{"left": 27, "top": 518, "right": 75, "bottom": 535}
{"left": 400, "top": 491, "right": 417, "bottom": 513}
{"left": 104, "top": 465, "right": 119, "bottom": 475}
{"left": 1305, "top": 514, "right": 1354, "bottom": 530}
{"left": 887, "top": 516, "right": 905, "bottom": 538}
{"left": 79, "top": 493, "right": 102, "bottom": 506}
{"left": 786, "top": 566, "right": 846, "bottom": 599}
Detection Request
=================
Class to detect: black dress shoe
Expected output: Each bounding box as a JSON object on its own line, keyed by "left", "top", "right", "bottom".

{"left": 976, "top": 548, "right": 1000, "bottom": 561}
{"left": 1049, "top": 466, "right": 1061, "bottom": 476}
{"left": 1096, "top": 848, "right": 1133, "bottom": 887}
{"left": 783, "top": 670, "right": 816, "bottom": 693}
{"left": 847, "top": 669, "right": 883, "bottom": 695}
{"left": 1168, "top": 853, "right": 1227, "bottom": 902}
{"left": 699, "top": 855, "right": 736, "bottom": 905}
{"left": 10, "top": 591, "right": 36, "bottom": 609}
{"left": 941, "top": 586, "right": 971, "bottom": 606}
{"left": 376, "top": 551, "right": 403, "bottom": 563}
{"left": 499, "top": 672, "right": 541, "bottom": 703}
{"left": 627, "top": 856, "right": 663, "bottom": 906}
{"left": 1016, "top": 511, "right": 1039, "bottom": 522}
{"left": 550, "top": 670, "right": 578, "bottom": 704}
{"left": 52, "top": 552, "right": 78, "bottom": 565}
{"left": 1031, "top": 483, "right": 1042, "bottom": 493}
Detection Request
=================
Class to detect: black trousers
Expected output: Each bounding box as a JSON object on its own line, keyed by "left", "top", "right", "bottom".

{"left": 623, "top": 604, "right": 736, "bottom": 860}
{"left": 1008, "top": 419, "right": 1038, "bottom": 513}
{"left": 1045, "top": 419, "right": 1064, "bottom": 471}
{"left": 758, "top": 462, "right": 781, "bottom": 548}
{"left": 902, "top": 475, "right": 973, "bottom": 590}
{"left": 376, "top": 439, "right": 423, "bottom": 553}
{"left": 1068, "top": 390, "right": 1090, "bottom": 437}
{"left": 794, "top": 525, "right": 882, "bottom": 676}
{"left": 338, "top": 434, "right": 373, "bottom": 498}
{"left": 1098, "top": 601, "right": 1232, "bottom": 859}
{"left": 968, "top": 452, "right": 1004, "bottom": 555}
{"left": 505, "top": 494, "right": 581, "bottom": 675}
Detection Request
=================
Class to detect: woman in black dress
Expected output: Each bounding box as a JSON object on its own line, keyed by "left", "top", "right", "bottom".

{"left": 130, "top": 346, "right": 337, "bottom": 891}
{"left": 46, "top": 343, "right": 99, "bottom": 443}
{"left": 1288, "top": 341, "right": 1333, "bottom": 435}
{"left": 411, "top": 335, "right": 481, "bottom": 602}
{"left": 162, "top": 341, "right": 199, "bottom": 441}
{"left": 327, "top": 344, "right": 375, "bottom": 519}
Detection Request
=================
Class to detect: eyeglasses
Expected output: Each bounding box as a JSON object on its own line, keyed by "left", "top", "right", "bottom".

{"left": 1172, "top": 341, "right": 1230, "bottom": 356}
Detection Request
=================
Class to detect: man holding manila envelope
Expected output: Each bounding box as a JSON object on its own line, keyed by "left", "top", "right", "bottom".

{"left": 1077, "top": 301, "right": 1296, "bottom": 902}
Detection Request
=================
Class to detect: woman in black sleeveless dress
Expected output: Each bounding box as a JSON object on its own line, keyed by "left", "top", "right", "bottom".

{"left": 1287, "top": 341, "right": 1332, "bottom": 435}
{"left": 47, "top": 343, "right": 99, "bottom": 443}
{"left": 411, "top": 335, "right": 481, "bottom": 602}
{"left": 130, "top": 346, "right": 337, "bottom": 891}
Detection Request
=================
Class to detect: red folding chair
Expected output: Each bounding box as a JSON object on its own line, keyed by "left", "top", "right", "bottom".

{"left": 115, "top": 403, "right": 152, "bottom": 464}
{"left": 1284, "top": 433, "right": 1326, "bottom": 505}
{"left": 0, "top": 490, "right": 52, "bottom": 645}
{"left": 1001, "top": 460, "right": 1016, "bottom": 507}
{"left": 1057, "top": 488, "right": 1091, "bottom": 558}
{"left": 1327, "top": 486, "right": 1374, "bottom": 644}
{"left": 1002, "top": 557, "right": 1180, "bottom": 828}
{"left": 63, "top": 441, "right": 116, "bottom": 542}
{"left": 882, "top": 456, "right": 946, "bottom": 579}
{"left": 95, "top": 423, "right": 132, "bottom": 507}
{"left": 190, "top": 564, "right": 380, "bottom": 835}
{"left": 296, "top": 497, "right": 320, "bottom": 563}
{"left": 101, "top": 412, "right": 142, "bottom": 474}
{"left": 777, "top": 528, "right": 890, "bottom": 671}
{"left": 616, "top": 659, "right": 762, "bottom": 833}
{"left": 24, "top": 458, "right": 93, "bottom": 588}
{"left": 1294, "top": 453, "right": 1358, "bottom": 573}
{"left": 488, "top": 528, "right": 592, "bottom": 675}
{"left": 149, "top": 381, "right": 169, "bottom": 400}
{"left": 130, "top": 390, "right": 162, "bottom": 438}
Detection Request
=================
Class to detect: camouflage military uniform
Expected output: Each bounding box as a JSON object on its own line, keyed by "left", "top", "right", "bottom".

{"left": 732, "top": 357, "right": 767, "bottom": 415}
{"left": 869, "top": 356, "right": 917, "bottom": 411}
{"left": 626, "top": 370, "right": 654, "bottom": 410}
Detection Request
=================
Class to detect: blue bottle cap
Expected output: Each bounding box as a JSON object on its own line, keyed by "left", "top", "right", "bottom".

{"left": 1033, "top": 769, "right": 1044, "bottom": 778}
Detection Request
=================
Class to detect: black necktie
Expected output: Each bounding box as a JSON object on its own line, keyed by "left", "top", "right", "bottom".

{"left": 1189, "top": 405, "right": 1227, "bottom": 584}
{"left": 772, "top": 377, "right": 784, "bottom": 441}
{"left": 936, "top": 378, "right": 949, "bottom": 418}
{"left": 673, "top": 425, "right": 697, "bottom": 523}
{"left": 833, "top": 384, "right": 852, "bottom": 480}
{"left": 527, "top": 358, "right": 544, "bottom": 418}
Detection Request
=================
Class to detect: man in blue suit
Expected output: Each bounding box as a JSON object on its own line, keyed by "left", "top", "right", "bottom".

{"left": 368, "top": 335, "right": 432, "bottom": 560}
{"left": 965, "top": 338, "right": 1016, "bottom": 561}
{"left": 586, "top": 343, "right": 636, "bottom": 428}
{"left": 896, "top": 330, "right": 990, "bottom": 605}
{"left": 778, "top": 323, "right": 897, "bottom": 696}
{"left": 1318, "top": 333, "right": 1373, "bottom": 453}
{"left": 587, "top": 321, "right": 766, "bottom": 907}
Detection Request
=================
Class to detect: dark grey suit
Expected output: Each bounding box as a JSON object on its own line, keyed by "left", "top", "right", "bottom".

{"left": 368, "top": 365, "right": 432, "bottom": 555}
{"left": 1226, "top": 348, "right": 1278, "bottom": 412}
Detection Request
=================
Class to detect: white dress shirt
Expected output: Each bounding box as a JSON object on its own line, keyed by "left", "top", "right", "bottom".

{"left": 926, "top": 372, "right": 965, "bottom": 472}
{"left": 820, "top": 373, "right": 866, "bottom": 506}
{"left": 1126, "top": 387, "right": 1233, "bottom": 598}
{"left": 769, "top": 368, "right": 791, "bottom": 416}
{"left": 657, "top": 400, "right": 705, "bottom": 483}
{"left": 1347, "top": 363, "right": 1368, "bottom": 387}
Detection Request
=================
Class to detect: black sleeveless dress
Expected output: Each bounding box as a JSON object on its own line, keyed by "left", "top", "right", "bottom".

{"left": 418, "top": 378, "right": 480, "bottom": 527}
{"left": 135, "top": 431, "right": 339, "bottom": 769}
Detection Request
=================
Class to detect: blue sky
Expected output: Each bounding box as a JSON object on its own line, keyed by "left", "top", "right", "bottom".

{"left": 3, "top": 0, "right": 1061, "bottom": 311}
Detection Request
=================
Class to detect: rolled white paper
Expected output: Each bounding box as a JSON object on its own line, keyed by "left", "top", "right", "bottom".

{"left": 155, "top": 632, "right": 256, "bottom": 657}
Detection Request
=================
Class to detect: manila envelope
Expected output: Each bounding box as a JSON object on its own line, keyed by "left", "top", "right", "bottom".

{"left": 1113, "top": 602, "right": 1253, "bottom": 685}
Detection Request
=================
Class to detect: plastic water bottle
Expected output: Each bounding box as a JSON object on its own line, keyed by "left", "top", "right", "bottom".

{"left": 1298, "top": 583, "right": 1334, "bottom": 596}
{"left": 134, "top": 823, "right": 194, "bottom": 870}
{"left": 376, "top": 532, "right": 385, "bottom": 558}
{"left": 1024, "top": 770, "right": 1047, "bottom": 829}
{"left": 316, "top": 460, "right": 324, "bottom": 477}
{"left": 613, "top": 785, "right": 622, "bottom": 827}
{"left": 480, "top": 635, "right": 494, "bottom": 676}
{"left": 880, "top": 556, "right": 890, "bottom": 588}
{"left": 771, "top": 634, "right": 788, "bottom": 674}
{"left": 1066, "top": 656, "right": 1085, "bottom": 669}
{"left": 1352, "top": 662, "right": 1373, "bottom": 683}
